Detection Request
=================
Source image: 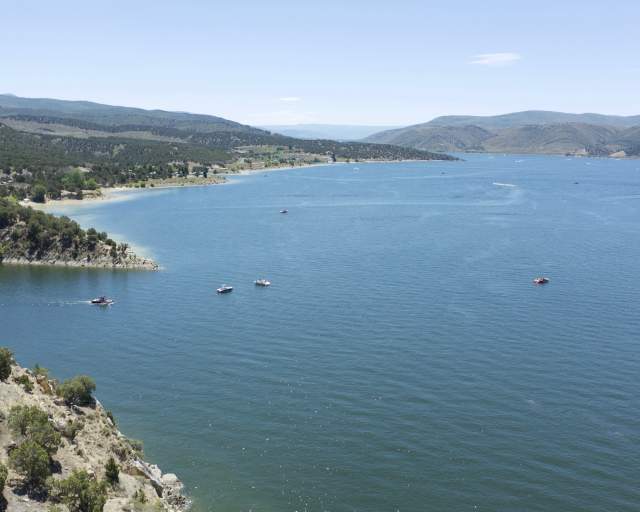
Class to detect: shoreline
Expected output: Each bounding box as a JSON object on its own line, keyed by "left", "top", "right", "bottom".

{"left": 0, "top": 256, "right": 159, "bottom": 270}
{"left": 26, "top": 186, "right": 152, "bottom": 211}
{"left": 27, "top": 162, "right": 339, "bottom": 211}
{"left": 233, "top": 161, "right": 342, "bottom": 176}
{"left": 27, "top": 158, "right": 453, "bottom": 211}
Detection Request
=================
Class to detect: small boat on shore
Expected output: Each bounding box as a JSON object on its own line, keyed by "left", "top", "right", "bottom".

{"left": 91, "top": 296, "right": 113, "bottom": 306}
{"left": 254, "top": 279, "right": 271, "bottom": 287}
{"left": 533, "top": 277, "right": 550, "bottom": 285}
{"left": 217, "top": 285, "right": 233, "bottom": 294}
{"left": 280, "top": 209, "right": 288, "bottom": 214}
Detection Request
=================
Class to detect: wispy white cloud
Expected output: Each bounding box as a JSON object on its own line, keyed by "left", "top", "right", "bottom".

{"left": 279, "top": 96, "right": 302, "bottom": 102}
{"left": 471, "top": 52, "right": 522, "bottom": 66}
{"left": 245, "top": 109, "right": 317, "bottom": 125}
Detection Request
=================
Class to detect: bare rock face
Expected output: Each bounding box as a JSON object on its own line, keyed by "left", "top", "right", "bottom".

{"left": 124, "top": 459, "right": 190, "bottom": 510}
{"left": 36, "top": 375, "right": 54, "bottom": 395}
{"left": 104, "top": 497, "right": 131, "bottom": 512}
{"left": 127, "top": 460, "right": 164, "bottom": 496}
{"left": 162, "top": 473, "right": 181, "bottom": 488}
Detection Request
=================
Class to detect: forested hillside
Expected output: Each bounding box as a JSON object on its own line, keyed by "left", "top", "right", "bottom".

{"left": 0, "top": 95, "right": 454, "bottom": 202}
{"left": 0, "top": 197, "right": 155, "bottom": 268}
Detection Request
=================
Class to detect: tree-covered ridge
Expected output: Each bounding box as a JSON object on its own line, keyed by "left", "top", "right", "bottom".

{"left": 0, "top": 113, "right": 454, "bottom": 158}
{"left": 0, "top": 120, "right": 455, "bottom": 201}
{"left": 0, "top": 123, "right": 231, "bottom": 170}
{"left": 0, "top": 123, "right": 231, "bottom": 199}
{"left": 0, "top": 198, "right": 155, "bottom": 268}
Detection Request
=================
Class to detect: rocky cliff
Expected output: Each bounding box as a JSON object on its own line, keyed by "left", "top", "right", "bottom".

{"left": 0, "top": 355, "right": 187, "bottom": 512}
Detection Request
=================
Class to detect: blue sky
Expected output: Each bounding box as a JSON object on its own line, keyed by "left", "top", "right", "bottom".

{"left": 2, "top": 0, "right": 639, "bottom": 125}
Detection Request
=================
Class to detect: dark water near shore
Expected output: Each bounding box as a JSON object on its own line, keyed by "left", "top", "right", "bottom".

{"left": 2, "top": 155, "right": 640, "bottom": 511}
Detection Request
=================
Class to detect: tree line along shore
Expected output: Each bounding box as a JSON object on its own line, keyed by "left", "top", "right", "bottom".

{"left": 0, "top": 197, "right": 157, "bottom": 270}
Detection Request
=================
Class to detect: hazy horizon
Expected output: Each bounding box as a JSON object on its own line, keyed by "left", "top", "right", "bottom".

{"left": 3, "top": 92, "right": 639, "bottom": 129}
{"left": 2, "top": 1, "right": 640, "bottom": 125}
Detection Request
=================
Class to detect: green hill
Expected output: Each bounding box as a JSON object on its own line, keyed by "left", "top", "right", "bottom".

{"left": 0, "top": 94, "right": 259, "bottom": 133}
{"left": 365, "top": 125, "right": 493, "bottom": 152}
{"left": 364, "top": 111, "right": 640, "bottom": 156}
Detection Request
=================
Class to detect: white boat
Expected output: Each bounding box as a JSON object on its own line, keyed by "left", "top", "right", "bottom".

{"left": 217, "top": 285, "right": 233, "bottom": 294}
{"left": 533, "top": 277, "right": 550, "bottom": 285}
{"left": 280, "top": 209, "right": 288, "bottom": 214}
{"left": 254, "top": 279, "right": 271, "bottom": 287}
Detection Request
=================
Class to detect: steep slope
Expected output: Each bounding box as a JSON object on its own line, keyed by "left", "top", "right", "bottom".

{"left": 0, "top": 351, "right": 187, "bottom": 512}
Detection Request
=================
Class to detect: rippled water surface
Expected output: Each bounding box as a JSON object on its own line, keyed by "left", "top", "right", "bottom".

{"left": 2, "top": 155, "right": 640, "bottom": 511}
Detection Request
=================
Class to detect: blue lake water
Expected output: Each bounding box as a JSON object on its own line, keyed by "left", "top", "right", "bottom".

{"left": 2, "top": 154, "right": 640, "bottom": 511}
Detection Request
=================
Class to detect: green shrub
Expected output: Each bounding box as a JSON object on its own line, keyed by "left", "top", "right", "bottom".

{"left": 133, "top": 489, "right": 147, "bottom": 504}
{"left": 0, "top": 462, "right": 7, "bottom": 493}
{"left": 105, "top": 456, "right": 119, "bottom": 486}
{"left": 27, "top": 423, "right": 61, "bottom": 456}
{"left": 8, "top": 405, "right": 61, "bottom": 455}
{"left": 0, "top": 347, "right": 14, "bottom": 381}
{"left": 31, "top": 184, "right": 47, "bottom": 203}
{"left": 50, "top": 469, "right": 107, "bottom": 512}
{"left": 8, "top": 405, "right": 49, "bottom": 435}
{"left": 14, "top": 374, "right": 34, "bottom": 392}
{"left": 62, "top": 419, "right": 85, "bottom": 441}
{"left": 127, "top": 438, "right": 144, "bottom": 456}
{"left": 9, "top": 440, "right": 51, "bottom": 487}
{"left": 57, "top": 375, "right": 96, "bottom": 406}
{"left": 85, "top": 178, "right": 99, "bottom": 190}
{"left": 33, "top": 363, "right": 50, "bottom": 379}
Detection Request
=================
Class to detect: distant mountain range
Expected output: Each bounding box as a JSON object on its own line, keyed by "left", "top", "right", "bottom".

{"left": 364, "top": 110, "right": 640, "bottom": 156}
{"left": 0, "top": 93, "right": 259, "bottom": 133}
{"left": 260, "top": 124, "right": 400, "bottom": 141}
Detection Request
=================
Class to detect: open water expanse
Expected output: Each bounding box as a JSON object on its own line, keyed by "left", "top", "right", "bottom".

{"left": 2, "top": 154, "right": 640, "bottom": 511}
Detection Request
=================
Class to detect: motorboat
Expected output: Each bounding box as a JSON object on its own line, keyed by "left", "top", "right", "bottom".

{"left": 280, "top": 209, "right": 288, "bottom": 214}
{"left": 91, "top": 296, "right": 113, "bottom": 305}
{"left": 254, "top": 279, "right": 271, "bottom": 287}
{"left": 532, "top": 277, "right": 550, "bottom": 285}
{"left": 217, "top": 285, "right": 233, "bottom": 294}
